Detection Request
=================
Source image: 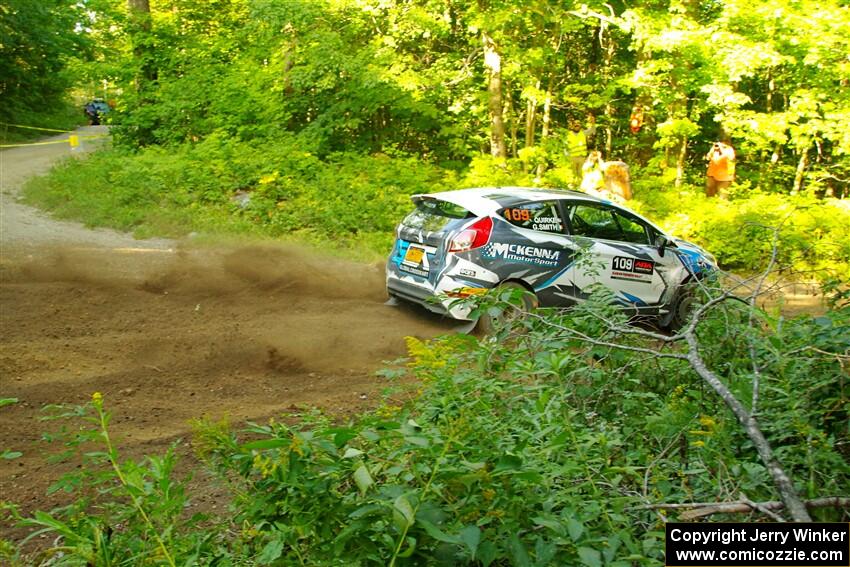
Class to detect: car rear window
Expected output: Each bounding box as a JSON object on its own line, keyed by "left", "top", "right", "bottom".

{"left": 402, "top": 198, "right": 472, "bottom": 232}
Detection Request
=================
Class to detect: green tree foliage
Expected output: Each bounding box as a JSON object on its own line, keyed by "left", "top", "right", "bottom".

{"left": 4, "top": 0, "right": 850, "bottom": 193}
{"left": 62, "top": 0, "right": 846, "bottom": 196}
{"left": 0, "top": 0, "right": 89, "bottom": 126}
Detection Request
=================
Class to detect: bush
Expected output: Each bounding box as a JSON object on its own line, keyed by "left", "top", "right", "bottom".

{"left": 23, "top": 134, "right": 454, "bottom": 257}
{"left": 24, "top": 137, "right": 850, "bottom": 278}
{"left": 7, "top": 293, "right": 847, "bottom": 565}
{"left": 628, "top": 184, "right": 850, "bottom": 278}
{"left": 0, "top": 100, "right": 84, "bottom": 144}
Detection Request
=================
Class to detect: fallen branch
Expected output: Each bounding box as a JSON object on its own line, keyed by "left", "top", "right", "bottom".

{"left": 634, "top": 497, "right": 850, "bottom": 520}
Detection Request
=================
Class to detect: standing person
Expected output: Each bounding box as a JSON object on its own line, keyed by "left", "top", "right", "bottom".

{"left": 565, "top": 120, "right": 588, "bottom": 184}
{"left": 705, "top": 141, "right": 736, "bottom": 198}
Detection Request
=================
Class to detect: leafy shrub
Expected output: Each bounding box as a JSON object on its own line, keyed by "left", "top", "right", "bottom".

{"left": 5, "top": 294, "right": 848, "bottom": 564}
{"left": 0, "top": 101, "right": 84, "bottom": 145}
{"left": 193, "top": 298, "right": 845, "bottom": 564}
{"left": 2, "top": 395, "right": 229, "bottom": 566}
{"left": 628, "top": 185, "right": 850, "bottom": 278}
{"left": 24, "top": 134, "right": 850, "bottom": 278}
{"left": 23, "top": 134, "right": 454, "bottom": 257}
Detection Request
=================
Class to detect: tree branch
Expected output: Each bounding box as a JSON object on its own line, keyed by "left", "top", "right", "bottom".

{"left": 634, "top": 497, "right": 850, "bottom": 520}
{"left": 682, "top": 331, "right": 812, "bottom": 521}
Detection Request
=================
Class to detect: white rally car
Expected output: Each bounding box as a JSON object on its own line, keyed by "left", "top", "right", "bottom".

{"left": 386, "top": 187, "right": 716, "bottom": 329}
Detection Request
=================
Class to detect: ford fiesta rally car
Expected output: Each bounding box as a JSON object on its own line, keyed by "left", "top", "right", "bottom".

{"left": 386, "top": 187, "right": 717, "bottom": 330}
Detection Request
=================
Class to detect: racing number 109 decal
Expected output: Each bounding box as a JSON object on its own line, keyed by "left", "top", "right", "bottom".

{"left": 611, "top": 256, "right": 654, "bottom": 283}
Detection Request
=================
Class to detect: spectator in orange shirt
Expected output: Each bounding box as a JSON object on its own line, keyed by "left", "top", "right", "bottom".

{"left": 705, "top": 141, "right": 736, "bottom": 198}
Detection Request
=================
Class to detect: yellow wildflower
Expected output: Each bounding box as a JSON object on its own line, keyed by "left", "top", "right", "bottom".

{"left": 698, "top": 415, "right": 716, "bottom": 428}
{"left": 291, "top": 434, "right": 304, "bottom": 457}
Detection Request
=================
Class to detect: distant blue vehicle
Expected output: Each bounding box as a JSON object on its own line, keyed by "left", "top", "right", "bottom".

{"left": 386, "top": 187, "right": 717, "bottom": 331}
{"left": 84, "top": 98, "right": 111, "bottom": 125}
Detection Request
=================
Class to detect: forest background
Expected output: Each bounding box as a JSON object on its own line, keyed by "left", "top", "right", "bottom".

{"left": 2, "top": 0, "right": 849, "bottom": 277}
{"left": 1, "top": 0, "right": 849, "bottom": 565}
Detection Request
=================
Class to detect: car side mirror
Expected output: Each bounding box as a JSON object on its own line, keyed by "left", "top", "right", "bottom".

{"left": 655, "top": 235, "right": 675, "bottom": 257}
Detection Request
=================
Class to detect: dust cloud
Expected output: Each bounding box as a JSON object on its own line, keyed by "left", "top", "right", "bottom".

{"left": 1, "top": 240, "right": 457, "bottom": 521}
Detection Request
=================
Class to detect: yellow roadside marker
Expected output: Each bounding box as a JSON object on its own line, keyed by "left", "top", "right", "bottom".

{"left": 0, "top": 134, "right": 107, "bottom": 149}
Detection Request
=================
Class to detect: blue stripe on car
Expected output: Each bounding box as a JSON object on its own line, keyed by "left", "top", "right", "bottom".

{"left": 533, "top": 262, "right": 574, "bottom": 292}
{"left": 391, "top": 239, "right": 409, "bottom": 266}
{"left": 620, "top": 291, "right": 646, "bottom": 305}
{"left": 676, "top": 247, "right": 703, "bottom": 276}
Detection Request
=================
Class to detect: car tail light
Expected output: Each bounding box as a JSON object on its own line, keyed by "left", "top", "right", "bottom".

{"left": 448, "top": 217, "right": 493, "bottom": 253}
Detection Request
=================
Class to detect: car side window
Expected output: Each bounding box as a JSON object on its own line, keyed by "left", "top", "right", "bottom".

{"left": 614, "top": 211, "right": 651, "bottom": 244}
{"left": 568, "top": 204, "right": 650, "bottom": 244}
{"left": 500, "top": 201, "right": 564, "bottom": 234}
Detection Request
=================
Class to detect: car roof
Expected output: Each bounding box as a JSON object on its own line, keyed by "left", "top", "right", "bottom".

{"left": 411, "top": 186, "right": 667, "bottom": 235}
{"left": 413, "top": 187, "right": 604, "bottom": 215}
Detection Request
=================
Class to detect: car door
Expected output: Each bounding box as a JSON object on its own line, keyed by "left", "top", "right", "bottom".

{"left": 487, "top": 199, "right": 578, "bottom": 306}
{"left": 564, "top": 201, "right": 678, "bottom": 309}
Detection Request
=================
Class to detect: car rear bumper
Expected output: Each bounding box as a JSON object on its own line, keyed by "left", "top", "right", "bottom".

{"left": 386, "top": 275, "right": 475, "bottom": 320}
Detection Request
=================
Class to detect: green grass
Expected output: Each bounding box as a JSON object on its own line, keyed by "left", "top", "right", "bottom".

{"left": 0, "top": 102, "right": 86, "bottom": 145}
{"left": 20, "top": 136, "right": 850, "bottom": 278}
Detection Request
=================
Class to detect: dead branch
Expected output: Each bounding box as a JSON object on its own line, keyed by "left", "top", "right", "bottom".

{"left": 634, "top": 497, "right": 850, "bottom": 520}
{"left": 682, "top": 331, "right": 811, "bottom": 521}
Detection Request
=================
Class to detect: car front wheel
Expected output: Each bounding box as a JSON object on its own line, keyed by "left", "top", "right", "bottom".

{"left": 666, "top": 283, "right": 700, "bottom": 332}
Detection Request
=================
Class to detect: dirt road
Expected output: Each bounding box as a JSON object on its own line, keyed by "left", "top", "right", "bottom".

{"left": 0, "top": 128, "right": 456, "bottom": 531}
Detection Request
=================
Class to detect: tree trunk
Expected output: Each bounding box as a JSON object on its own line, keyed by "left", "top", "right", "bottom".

{"left": 482, "top": 32, "right": 506, "bottom": 159}
{"left": 504, "top": 81, "right": 518, "bottom": 158}
{"left": 792, "top": 146, "right": 809, "bottom": 195}
{"left": 758, "top": 73, "right": 776, "bottom": 186}
{"left": 675, "top": 136, "right": 688, "bottom": 188}
{"left": 536, "top": 83, "right": 553, "bottom": 178}
{"left": 600, "top": 15, "right": 615, "bottom": 157}
{"left": 127, "top": 0, "right": 155, "bottom": 90}
{"left": 525, "top": 82, "right": 539, "bottom": 150}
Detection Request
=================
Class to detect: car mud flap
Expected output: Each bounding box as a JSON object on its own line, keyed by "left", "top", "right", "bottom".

{"left": 450, "top": 319, "right": 477, "bottom": 334}
{"left": 385, "top": 297, "right": 477, "bottom": 334}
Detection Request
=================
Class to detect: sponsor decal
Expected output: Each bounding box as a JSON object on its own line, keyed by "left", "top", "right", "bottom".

{"left": 399, "top": 264, "right": 429, "bottom": 277}
{"left": 483, "top": 242, "right": 561, "bottom": 267}
{"left": 611, "top": 256, "right": 654, "bottom": 283}
{"left": 459, "top": 268, "right": 477, "bottom": 277}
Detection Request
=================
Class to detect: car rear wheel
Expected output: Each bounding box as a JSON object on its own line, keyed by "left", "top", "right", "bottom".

{"left": 476, "top": 282, "right": 538, "bottom": 335}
